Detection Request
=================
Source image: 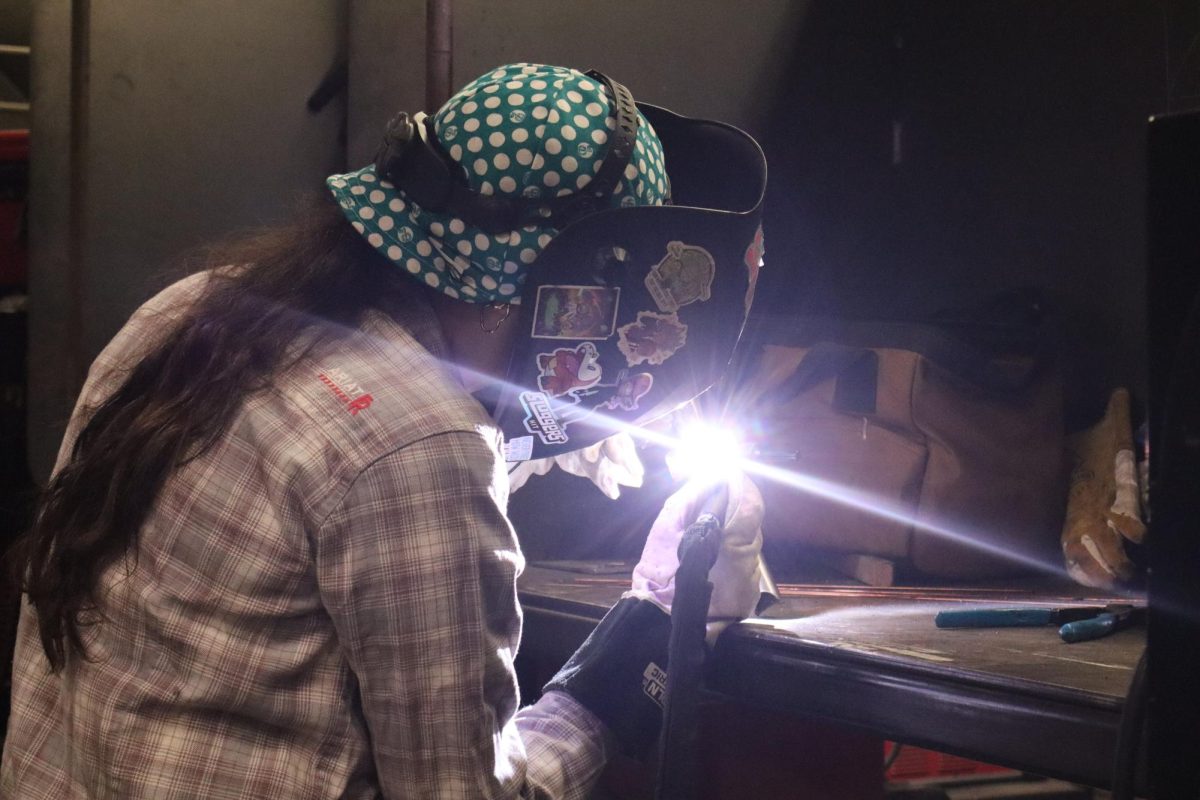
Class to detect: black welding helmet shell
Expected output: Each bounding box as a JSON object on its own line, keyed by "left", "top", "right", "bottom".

{"left": 494, "top": 103, "right": 767, "bottom": 461}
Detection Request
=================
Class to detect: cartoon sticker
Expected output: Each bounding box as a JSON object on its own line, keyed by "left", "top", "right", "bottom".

{"left": 644, "top": 241, "right": 716, "bottom": 313}
{"left": 599, "top": 371, "right": 654, "bottom": 412}
{"left": 520, "top": 391, "right": 570, "bottom": 445}
{"left": 617, "top": 311, "right": 688, "bottom": 367}
{"left": 536, "top": 342, "right": 603, "bottom": 398}
{"left": 743, "top": 225, "right": 765, "bottom": 313}
{"left": 531, "top": 285, "right": 621, "bottom": 340}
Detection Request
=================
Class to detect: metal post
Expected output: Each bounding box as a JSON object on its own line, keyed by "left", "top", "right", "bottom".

{"left": 425, "top": 0, "right": 452, "bottom": 111}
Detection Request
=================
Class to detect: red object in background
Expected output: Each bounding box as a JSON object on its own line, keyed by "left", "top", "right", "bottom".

{"left": 885, "top": 741, "right": 1016, "bottom": 782}
{"left": 0, "top": 129, "right": 28, "bottom": 162}
{"left": 0, "top": 129, "right": 29, "bottom": 288}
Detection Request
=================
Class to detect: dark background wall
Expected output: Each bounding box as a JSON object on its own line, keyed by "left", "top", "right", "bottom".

{"left": 346, "top": 0, "right": 803, "bottom": 167}
{"left": 513, "top": 1, "right": 1200, "bottom": 558}
{"left": 757, "top": 1, "right": 1200, "bottom": 427}
{"left": 18, "top": 1, "right": 1200, "bottom": 476}
{"left": 24, "top": 1, "right": 348, "bottom": 479}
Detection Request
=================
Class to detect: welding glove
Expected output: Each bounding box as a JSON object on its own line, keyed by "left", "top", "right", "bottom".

{"left": 507, "top": 432, "right": 645, "bottom": 499}
{"left": 544, "top": 473, "right": 764, "bottom": 760}
{"left": 1062, "top": 389, "right": 1144, "bottom": 588}
{"left": 628, "top": 473, "right": 764, "bottom": 625}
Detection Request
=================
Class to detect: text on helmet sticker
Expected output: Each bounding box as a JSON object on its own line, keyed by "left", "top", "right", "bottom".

{"left": 503, "top": 435, "right": 534, "bottom": 462}
{"left": 520, "top": 391, "right": 570, "bottom": 445}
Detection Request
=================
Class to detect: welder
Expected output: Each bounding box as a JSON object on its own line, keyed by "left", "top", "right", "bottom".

{"left": 2, "top": 62, "right": 767, "bottom": 798}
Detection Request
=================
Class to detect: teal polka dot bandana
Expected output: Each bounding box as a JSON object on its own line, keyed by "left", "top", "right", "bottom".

{"left": 326, "top": 63, "right": 669, "bottom": 304}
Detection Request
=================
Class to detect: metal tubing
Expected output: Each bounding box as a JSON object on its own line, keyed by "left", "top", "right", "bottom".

{"left": 425, "top": 0, "right": 452, "bottom": 111}
{"left": 67, "top": 0, "right": 90, "bottom": 390}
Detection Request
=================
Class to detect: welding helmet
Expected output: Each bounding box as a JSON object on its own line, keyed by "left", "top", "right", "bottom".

{"left": 329, "top": 64, "right": 766, "bottom": 460}
{"left": 493, "top": 100, "right": 766, "bottom": 460}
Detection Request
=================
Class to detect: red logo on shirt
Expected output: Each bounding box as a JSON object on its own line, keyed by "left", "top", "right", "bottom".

{"left": 318, "top": 368, "right": 374, "bottom": 416}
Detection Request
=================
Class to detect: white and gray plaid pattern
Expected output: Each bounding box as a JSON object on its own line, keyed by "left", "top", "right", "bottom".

{"left": 1, "top": 274, "right": 609, "bottom": 799}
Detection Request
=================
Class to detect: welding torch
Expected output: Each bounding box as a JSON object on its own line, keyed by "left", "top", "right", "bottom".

{"left": 655, "top": 481, "right": 727, "bottom": 800}
{"left": 666, "top": 422, "right": 781, "bottom": 612}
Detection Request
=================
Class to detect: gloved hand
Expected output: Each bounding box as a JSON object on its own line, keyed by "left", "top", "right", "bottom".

{"left": 543, "top": 472, "right": 765, "bottom": 760}
{"left": 628, "top": 473, "right": 765, "bottom": 625}
{"left": 507, "top": 432, "right": 645, "bottom": 499}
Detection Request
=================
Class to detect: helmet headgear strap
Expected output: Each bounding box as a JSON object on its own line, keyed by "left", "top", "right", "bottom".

{"left": 373, "top": 71, "right": 641, "bottom": 234}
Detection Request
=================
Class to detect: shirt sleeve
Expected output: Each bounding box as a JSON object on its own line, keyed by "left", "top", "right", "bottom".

{"left": 313, "top": 428, "right": 610, "bottom": 800}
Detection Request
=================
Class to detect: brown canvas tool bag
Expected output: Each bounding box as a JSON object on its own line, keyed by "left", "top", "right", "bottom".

{"left": 731, "top": 312, "right": 1066, "bottom": 579}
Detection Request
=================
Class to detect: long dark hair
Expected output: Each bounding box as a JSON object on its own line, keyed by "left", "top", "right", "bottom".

{"left": 13, "top": 196, "right": 414, "bottom": 671}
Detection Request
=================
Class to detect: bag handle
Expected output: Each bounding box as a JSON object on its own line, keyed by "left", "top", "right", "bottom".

{"left": 765, "top": 342, "right": 878, "bottom": 414}
{"left": 746, "top": 317, "right": 1045, "bottom": 395}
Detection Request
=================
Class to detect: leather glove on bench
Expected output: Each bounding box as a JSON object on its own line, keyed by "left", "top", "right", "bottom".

{"left": 543, "top": 474, "right": 764, "bottom": 759}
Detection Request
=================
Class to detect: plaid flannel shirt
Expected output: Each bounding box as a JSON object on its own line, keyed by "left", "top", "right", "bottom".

{"left": 1, "top": 274, "right": 610, "bottom": 799}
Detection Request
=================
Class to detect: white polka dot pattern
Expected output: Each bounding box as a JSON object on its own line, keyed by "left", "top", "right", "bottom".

{"left": 326, "top": 62, "right": 668, "bottom": 304}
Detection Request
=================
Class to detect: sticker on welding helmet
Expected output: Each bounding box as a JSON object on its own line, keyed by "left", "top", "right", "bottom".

{"left": 531, "top": 285, "right": 621, "bottom": 340}
{"left": 617, "top": 311, "right": 688, "bottom": 367}
{"left": 644, "top": 241, "right": 716, "bottom": 313}
{"left": 743, "top": 225, "right": 765, "bottom": 313}
{"left": 519, "top": 391, "right": 570, "bottom": 445}
{"left": 503, "top": 435, "right": 534, "bottom": 462}
{"left": 598, "top": 370, "right": 654, "bottom": 412}
{"left": 536, "top": 342, "right": 603, "bottom": 398}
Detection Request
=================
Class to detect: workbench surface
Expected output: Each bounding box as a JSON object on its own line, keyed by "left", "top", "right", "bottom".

{"left": 517, "top": 563, "right": 1144, "bottom": 790}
